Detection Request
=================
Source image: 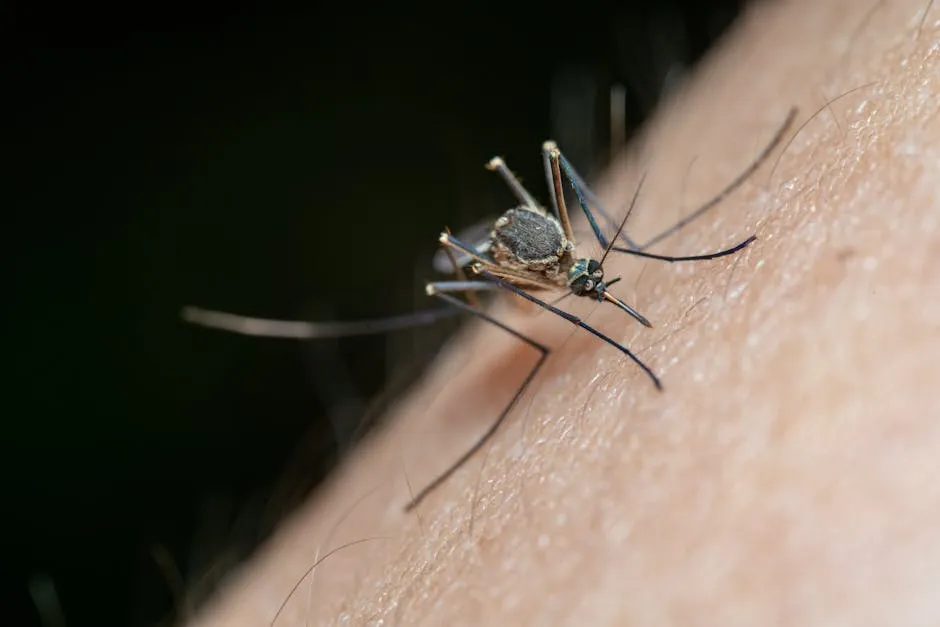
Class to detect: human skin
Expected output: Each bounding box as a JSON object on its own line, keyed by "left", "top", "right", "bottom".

{"left": 190, "top": 0, "right": 940, "bottom": 625}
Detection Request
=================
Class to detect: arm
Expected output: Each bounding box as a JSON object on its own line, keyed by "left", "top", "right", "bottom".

{"left": 192, "top": 0, "right": 940, "bottom": 624}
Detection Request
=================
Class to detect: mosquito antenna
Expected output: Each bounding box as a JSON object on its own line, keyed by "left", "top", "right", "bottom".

{"left": 599, "top": 173, "right": 646, "bottom": 268}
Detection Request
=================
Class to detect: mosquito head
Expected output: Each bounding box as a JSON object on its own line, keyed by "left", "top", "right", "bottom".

{"left": 567, "top": 258, "right": 605, "bottom": 298}
{"left": 567, "top": 257, "right": 652, "bottom": 328}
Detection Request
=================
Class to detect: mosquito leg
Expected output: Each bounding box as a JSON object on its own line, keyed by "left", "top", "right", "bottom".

{"left": 485, "top": 156, "right": 540, "bottom": 209}
{"left": 475, "top": 268, "right": 662, "bottom": 390}
{"left": 438, "top": 230, "right": 493, "bottom": 267}
{"left": 544, "top": 141, "right": 641, "bottom": 250}
{"left": 441, "top": 226, "right": 480, "bottom": 308}
{"left": 405, "top": 286, "right": 550, "bottom": 511}
{"left": 180, "top": 306, "right": 462, "bottom": 339}
{"left": 541, "top": 141, "right": 562, "bottom": 225}
{"left": 544, "top": 109, "right": 794, "bottom": 256}
{"left": 543, "top": 141, "right": 577, "bottom": 242}
{"left": 637, "top": 107, "right": 797, "bottom": 251}
{"left": 430, "top": 219, "right": 496, "bottom": 275}
{"left": 551, "top": 145, "right": 641, "bottom": 254}
{"left": 443, "top": 226, "right": 565, "bottom": 306}
{"left": 612, "top": 234, "right": 757, "bottom": 262}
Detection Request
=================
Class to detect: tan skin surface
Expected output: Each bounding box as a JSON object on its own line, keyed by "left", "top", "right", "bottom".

{"left": 191, "top": 1, "right": 940, "bottom": 625}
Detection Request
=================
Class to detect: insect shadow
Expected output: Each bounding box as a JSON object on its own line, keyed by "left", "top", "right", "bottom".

{"left": 183, "top": 107, "right": 796, "bottom": 512}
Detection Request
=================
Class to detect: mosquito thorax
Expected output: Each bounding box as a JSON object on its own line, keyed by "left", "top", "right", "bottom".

{"left": 566, "top": 258, "right": 607, "bottom": 297}
{"left": 489, "top": 205, "right": 574, "bottom": 282}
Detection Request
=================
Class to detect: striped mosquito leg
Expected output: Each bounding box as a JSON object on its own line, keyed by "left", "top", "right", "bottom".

{"left": 405, "top": 282, "right": 550, "bottom": 511}
{"left": 475, "top": 269, "right": 662, "bottom": 391}
{"left": 542, "top": 140, "right": 641, "bottom": 250}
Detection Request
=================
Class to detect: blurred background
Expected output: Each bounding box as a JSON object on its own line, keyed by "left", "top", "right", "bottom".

{"left": 6, "top": 2, "right": 746, "bottom": 625}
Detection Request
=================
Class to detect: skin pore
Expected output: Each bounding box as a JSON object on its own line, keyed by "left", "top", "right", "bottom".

{"left": 190, "top": 0, "right": 940, "bottom": 624}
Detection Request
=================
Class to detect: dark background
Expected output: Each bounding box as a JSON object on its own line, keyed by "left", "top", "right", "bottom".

{"left": 6, "top": 3, "right": 745, "bottom": 625}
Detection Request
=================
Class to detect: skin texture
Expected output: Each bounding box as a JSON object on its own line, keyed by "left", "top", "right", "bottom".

{"left": 190, "top": 0, "right": 940, "bottom": 625}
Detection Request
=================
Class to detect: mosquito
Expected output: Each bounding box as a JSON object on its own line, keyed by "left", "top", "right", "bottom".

{"left": 184, "top": 108, "right": 797, "bottom": 511}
